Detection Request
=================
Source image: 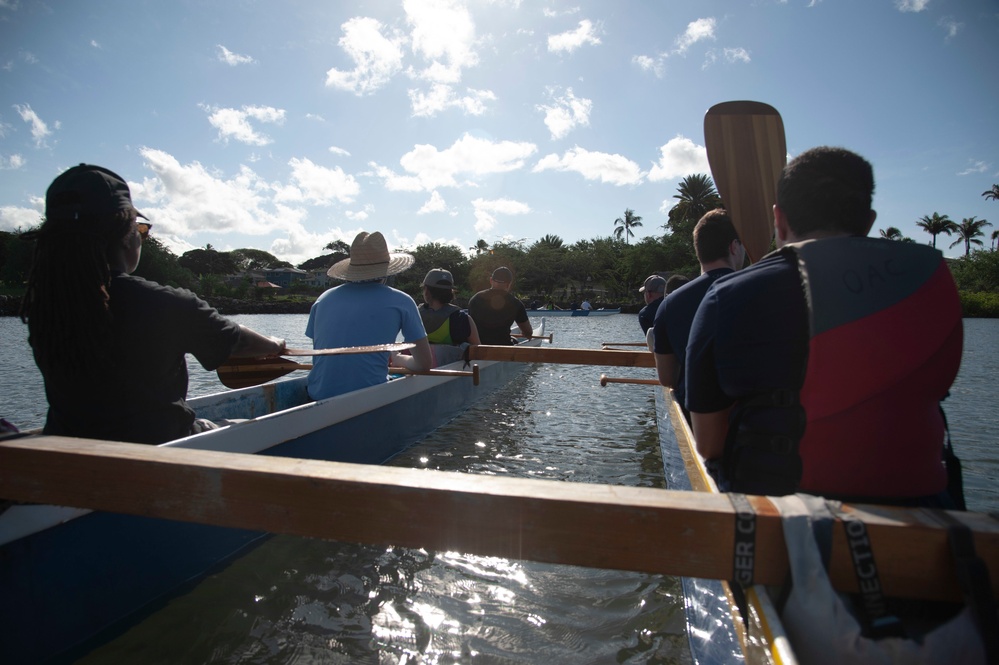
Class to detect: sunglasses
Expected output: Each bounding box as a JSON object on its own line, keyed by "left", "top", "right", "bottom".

{"left": 137, "top": 222, "right": 152, "bottom": 242}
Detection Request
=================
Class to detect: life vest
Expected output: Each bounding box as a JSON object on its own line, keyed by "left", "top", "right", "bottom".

{"left": 724, "top": 237, "right": 962, "bottom": 499}
{"left": 420, "top": 304, "right": 460, "bottom": 345}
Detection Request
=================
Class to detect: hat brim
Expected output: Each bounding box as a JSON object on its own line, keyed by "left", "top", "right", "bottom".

{"left": 327, "top": 252, "right": 415, "bottom": 281}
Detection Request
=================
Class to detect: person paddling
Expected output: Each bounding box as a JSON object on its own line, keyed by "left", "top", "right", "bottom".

{"left": 20, "top": 164, "right": 286, "bottom": 444}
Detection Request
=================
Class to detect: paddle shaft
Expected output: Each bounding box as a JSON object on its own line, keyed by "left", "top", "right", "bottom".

{"left": 704, "top": 101, "right": 787, "bottom": 264}
{"left": 218, "top": 356, "right": 479, "bottom": 389}
{"left": 513, "top": 333, "right": 553, "bottom": 342}
{"left": 469, "top": 345, "right": 654, "bottom": 368}
{"left": 600, "top": 375, "right": 660, "bottom": 387}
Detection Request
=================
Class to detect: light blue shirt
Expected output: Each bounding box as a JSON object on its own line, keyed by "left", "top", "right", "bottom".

{"left": 305, "top": 281, "right": 426, "bottom": 400}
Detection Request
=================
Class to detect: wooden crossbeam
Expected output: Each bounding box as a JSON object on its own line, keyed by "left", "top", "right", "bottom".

{"left": 470, "top": 345, "right": 655, "bottom": 368}
{"left": 1, "top": 436, "right": 996, "bottom": 602}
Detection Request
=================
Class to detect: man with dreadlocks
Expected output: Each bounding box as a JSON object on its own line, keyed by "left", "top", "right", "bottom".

{"left": 20, "top": 164, "right": 286, "bottom": 444}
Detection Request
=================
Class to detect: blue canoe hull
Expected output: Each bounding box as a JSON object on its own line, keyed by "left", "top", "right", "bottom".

{"left": 0, "top": 332, "right": 542, "bottom": 663}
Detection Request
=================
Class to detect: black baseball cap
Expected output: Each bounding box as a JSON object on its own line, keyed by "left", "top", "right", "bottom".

{"left": 491, "top": 266, "right": 513, "bottom": 283}
{"left": 45, "top": 164, "right": 148, "bottom": 229}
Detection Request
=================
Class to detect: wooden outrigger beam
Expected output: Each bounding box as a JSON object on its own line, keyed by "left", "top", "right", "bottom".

{"left": 470, "top": 345, "right": 655, "bottom": 368}
{"left": 1, "top": 436, "right": 996, "bottom": 603}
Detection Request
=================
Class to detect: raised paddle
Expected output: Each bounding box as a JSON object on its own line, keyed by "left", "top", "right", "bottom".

{"left": 703, "top": 100, "right": 787, "bottom": 264}
{"left": 599, "top": 375, "right": 661, "bottom": 387}
{"left": 469, "top": 345, "right": 654, "bottom": 368}
{"left": 217, "top": 356, "right": 481, "bottom": 389}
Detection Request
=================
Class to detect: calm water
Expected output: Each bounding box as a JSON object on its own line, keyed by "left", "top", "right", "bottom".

{"left": 1, "top": 314, "right": 997, "bottom": 663}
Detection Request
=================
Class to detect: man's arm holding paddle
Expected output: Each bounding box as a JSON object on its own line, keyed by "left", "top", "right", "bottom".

{"left": 229, "top": 326, "right": 286, "bottom": 359}
{"left": 389, "top": 337, "right": 433, "bottom": 373}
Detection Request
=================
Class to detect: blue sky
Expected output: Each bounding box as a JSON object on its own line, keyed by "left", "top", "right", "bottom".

{"left": 1, "top": 0, "right": 997, "bottom": 265}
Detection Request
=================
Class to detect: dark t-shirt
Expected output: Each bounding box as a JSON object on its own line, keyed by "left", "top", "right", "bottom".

{"left": 467, "top": 288, "right": 529, "bottom": 345}
{"left": 40, "top": 273, "right": 241, "bottom": 444}
{"left": 638, "top": 296, "right": 663, "bottom": 334}
{"left": 685, "top": 254, "right": 808, "bottom": 416}
{"left": 652, "top": 268, "right": 733, "bottom": 409}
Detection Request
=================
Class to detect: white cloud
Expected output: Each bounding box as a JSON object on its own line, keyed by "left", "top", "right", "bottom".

{"left": 409, "top": 83, "right": 496, "bottom": 117}
{"left": 282, "top": 157, "right": 360, "bottom": 205}
{"left": 134, "top": 147, "right": 304, "bottom": 239}
{"left": 895, "top": 0, "right": 930, "bottom": 12}
{"left": 200, "top": 104, "right": 285, "bottom": 146}
{"left": 0, "top": 153, "right": 25, "bottom": 169}
{"left": 957, "top": 160, "right": 989, "bottom": 176}
{"left": 13, "top": 104, "right": 54, "bottom": 148}
{"left": 329, "top": 145, "right": 351, "bottom": 157}
{"left": 723, "top": 47, "right": 750, "bottom": 63}
{"left": 472, "top": 197, "right": 530, "bottom": 236}
{"left": 938, "top": 17, "right": 961, "bottom": 40}
{"left": 374, "top": 133, "right": 537, "bottom": 192}
{"left": 90, "top": 40, "right": 101, "bottom": 49}
{"left": 0, "top": 203, "right": 43, "bottom": 232}
{"left": 405, "top": 0, "right": 479, "bottom": 83}
{"left": 325, "top": 16, "right": 406, "bottom": 95}
{"left": 217, "top": 44, "right": 256, "bottom": 66}
{"left": 344, "top": 204, "right": 372, "bottom": 221}
{"left": 548, "top": 19, "right": 601, "bottom": 53}
{"left": 538, "top": 87, "right": 592, "bottom": 140}
{"left": 647, "top": 135, "right": 709, "bottom": 182}
{"left": 632, "top": 54, "right": 665, "bottom": 78}
{"left": 533, "top": 146, "right": 643, "bottom": 186}
{"left": 418, "top": 190, "right": 448, "bottom": 214}
{"left": 674, "top": 18, "right": 716, "bottom": 55}
{"left": 306, "top": 113, "right": 326, "bottom": 122}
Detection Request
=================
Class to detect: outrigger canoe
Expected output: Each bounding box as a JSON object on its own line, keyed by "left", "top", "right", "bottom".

{"left": 526, "top": 307, "right": 619, "bottom": 317}
{"left": 657, "top": 386, "right": 796, "bottom": 665}
{"left": 0, "top": 321, "right": 545, "bottom": 664}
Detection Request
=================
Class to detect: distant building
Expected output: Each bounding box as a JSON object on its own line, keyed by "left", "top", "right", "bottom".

{"left": 263, "top": 267, "right": 308, "bottom": 288}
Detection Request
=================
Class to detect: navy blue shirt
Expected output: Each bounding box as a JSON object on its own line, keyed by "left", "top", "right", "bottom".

{"left": 638, "top": 295, "right": 664, "bottom": 333}
{"left": 685, "top": 254, "right": 808, "bottom": 416}
{"left": 652, "top": 268, "right": 733, "bottom": 409}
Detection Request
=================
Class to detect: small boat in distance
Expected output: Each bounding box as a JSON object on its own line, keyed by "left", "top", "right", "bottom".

{"left": 526, "top": 307, "right": 619, "bottom": 317}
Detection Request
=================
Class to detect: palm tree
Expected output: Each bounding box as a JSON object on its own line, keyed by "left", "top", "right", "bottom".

{"left": 667, "top": 174, "right": 722, "bottom": 236}
{"left": 982, "top": 185, "right": 999, "bottom": 202}
{"left": 536, "top": 234, "right": 564, "bottom": 249}
{"left": 613, "top": 209, "right": 643, "bottom": 244}
{"left": 992, "top": 229, "right": 999, "bottom": 251}
{"left": 879, "top": 227, "right": 903, "bottom": 241}
{"left": 949, "top": 216, "right": 992, "bottom": 256}
{"left": 469, "top": 239, "right": 489, "bottom": 255}
{"left": 915, "top": 212, "right": 958, "bottom": 248}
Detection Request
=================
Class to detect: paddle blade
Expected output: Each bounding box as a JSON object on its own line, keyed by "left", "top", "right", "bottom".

{"left": 704, "top": 101, "right": 787, "bottom": 264}
{"left": 217, "top": 357, "right": 310, "bottom": 389}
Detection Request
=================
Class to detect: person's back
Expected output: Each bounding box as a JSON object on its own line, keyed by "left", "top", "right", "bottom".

{"left": 654, "top": 209, "right": 743, "bottom": 414}
{"left": 22, "top": 164, "right": 284, "bottom": 444}
{"left": 685, "top": 147, "right": 962, "bottom": 505}
{"left": 637, "top": 275, "right": 665, "bottom": 334}
{"left": 306, "top": 231, "right": 430, "bottom": 400}
{"left": 467, "top": 266, "right": 531, "bottom": 345}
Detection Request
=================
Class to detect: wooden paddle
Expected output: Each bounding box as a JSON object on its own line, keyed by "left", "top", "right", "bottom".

{"left": 284, "top": 343, "right": 414, "bottom": 357}
{"left": 704, "top": 100, "right": 787, "bottom": 264}
{"left": 217, "top": 356, "right": 481, "bottom": 389}
{"left": 599, "top": 375, "right": 660, "bottom": 387}
{"left": 469, "top": 345, "right": 654, "bottom": 368}
{"left": 513, "top": 333, "right": 553, "bottom": 342}
{"left": 601, "top": 342, "right": 648, "bottom": 348}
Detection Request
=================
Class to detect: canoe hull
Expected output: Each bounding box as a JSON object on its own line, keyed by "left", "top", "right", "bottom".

{"left": 0, "top": 330, "right": 542, "bottom": 663}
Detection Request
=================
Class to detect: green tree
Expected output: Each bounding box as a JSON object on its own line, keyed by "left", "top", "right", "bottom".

{"left": 178, "top": 245, "right": 238, "bottom": 276}
{"left": 0, "top": 228, "right": 38, "bottom": 288}
{"left": 521, "top": 236, "right": 568, "bottom": 297}
{"left": 394, "top": 242, "right": 470, "bottom": 298}
{"left": 982, "top": 184, "right": 999, "bottom": 202}
{"left": 613, "top": 209, "right": 643, "bottom": 244}
{"left": 469, "top": 239, "right": 489, "bottom": 255}
{"left": 949, "top": 249, "right": 999, "bottom": 293}
{"left": 992, "top": 229, "right": 998, "bottom": 251}
{"left": 878, "top": 226, "right": 913, "bottom": 242}
{"left": 230, "top": 248, "right": 292, "bottom": 271}
{"left": 949, "top": 216, "right": 992, "bottom": 257}
{"left": 324, "top": 239, "right": 351, "bottom": 254}
{"left": 666, "top": 174, "right": 722, "bottom": 238}
{"left": 133, "top": 238, "right": 197, "bottom": 289}
{"left": 915, "top": 212, "right": 958, "bottom": 248}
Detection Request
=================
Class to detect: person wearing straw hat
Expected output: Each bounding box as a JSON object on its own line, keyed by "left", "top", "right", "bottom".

{"left": 306, "top": 231, "right": 432, "bottom": 400}
{"left": 20, "top": 164, "right": 286, "bottom": 444}
{"left": 419, "top": 268, "right": 480, "bottom": 367}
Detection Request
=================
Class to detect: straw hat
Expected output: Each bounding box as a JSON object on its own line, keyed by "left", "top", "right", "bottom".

{"left": 327, "top": 231, "right": 415, "bottom": 281}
